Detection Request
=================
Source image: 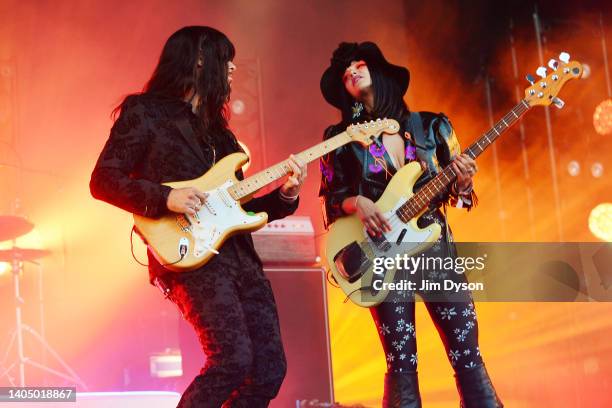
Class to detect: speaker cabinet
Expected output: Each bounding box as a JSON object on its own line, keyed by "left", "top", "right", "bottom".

{"left": 267, "top": 267, "right": 334, "bottom": 407}
{"left": 178, "top": 267, "right": 334, "bottom": 406}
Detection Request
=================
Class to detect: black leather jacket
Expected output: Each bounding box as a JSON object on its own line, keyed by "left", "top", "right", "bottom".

{"left": 319, "top": 111, "right": 473, "bottom": 228}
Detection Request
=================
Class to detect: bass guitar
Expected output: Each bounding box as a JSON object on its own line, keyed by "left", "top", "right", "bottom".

{"left": 324, "top": 53, "right": 583, "bottom": 307}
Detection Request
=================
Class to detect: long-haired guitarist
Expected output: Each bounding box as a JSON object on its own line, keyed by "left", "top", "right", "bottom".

{"left": 318, "top": 42, "right": 502, "bottom": 407}
{"left": 90, "top": 26, "right": 306, "bottom": 407}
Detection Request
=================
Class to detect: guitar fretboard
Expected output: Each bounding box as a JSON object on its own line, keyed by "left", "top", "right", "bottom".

{"left": 227, "top": 132, "right": 352, "bottom": 200}
{"left": 396, "top": 99, "right": 531, "bottom": 222}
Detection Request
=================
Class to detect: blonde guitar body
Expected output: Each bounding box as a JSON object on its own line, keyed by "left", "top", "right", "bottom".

{"left": 324, "top": 161, "right": 441, "bottom": 307}
{"left": 134, "top": 152, "right": 267, "bottom": 272}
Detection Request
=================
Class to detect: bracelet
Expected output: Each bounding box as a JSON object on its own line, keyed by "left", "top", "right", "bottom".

{"left": 279, "top": 189, "right": 299, "bottom": 202}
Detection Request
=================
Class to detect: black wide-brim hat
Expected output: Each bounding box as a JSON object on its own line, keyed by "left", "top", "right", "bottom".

{"left": 320, "top": 41, "right": 410, "bottom": 109}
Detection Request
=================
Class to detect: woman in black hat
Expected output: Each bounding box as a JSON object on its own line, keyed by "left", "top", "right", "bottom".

{"left": 318, "top": 42, "right": 503, "bottom": 408}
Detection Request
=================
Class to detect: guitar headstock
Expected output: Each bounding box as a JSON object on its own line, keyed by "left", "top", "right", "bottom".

{"left": 346, "top": 118, "right": 400, "bottom": 146}
{"left": 524, "top": 52, "right": 583, "bottom": 108}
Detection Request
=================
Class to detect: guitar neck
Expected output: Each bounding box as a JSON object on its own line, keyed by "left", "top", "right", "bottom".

{"left": 228, "top": 132, "right": 353, "bottom": 200}
{"left": 397, "top": 99, "right": 532, "bottom": 221}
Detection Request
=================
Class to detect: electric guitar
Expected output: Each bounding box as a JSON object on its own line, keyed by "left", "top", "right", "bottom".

{"left": 324, "top": 53, "right": 583, "bottom": 307}
{"left": 134, "top": 119, "right": 400, "bottom": 272}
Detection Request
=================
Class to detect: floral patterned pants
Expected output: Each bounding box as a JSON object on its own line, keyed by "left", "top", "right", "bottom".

{"left": 371, "top": 209, "right": 484, "bottom": 373}
{"left": 163, "top": 252, "right": 286, "bottom": 408}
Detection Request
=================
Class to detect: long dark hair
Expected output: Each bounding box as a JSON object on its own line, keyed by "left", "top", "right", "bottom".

{"left": 115, "top": 26, "right": 235, "bottom": 137}
{"left": 340, "top": 64, "right": 409, "bottom": 125}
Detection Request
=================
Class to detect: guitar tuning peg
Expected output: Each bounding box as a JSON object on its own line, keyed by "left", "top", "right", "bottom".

{"left": 536, "top": 66, "right": 547, "bottom": 78}
{"left": 552, "top": 97, "right": 565, "bottom": 109}
{"left": 526, "top": 74, "right": 535, "bottom": 85}
{"left": 559, "top": 52, "right": 570, "bottom": 63}
{"left": 548, "top": 59, "right": 559, "bottom": 70}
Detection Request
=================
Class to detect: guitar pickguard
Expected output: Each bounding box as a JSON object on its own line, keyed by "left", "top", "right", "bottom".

{"left": 376, "top": 202, "right": 437, "bottom": 253}
{"left": 182, "top": 180, "right": 265, "bottom": 258}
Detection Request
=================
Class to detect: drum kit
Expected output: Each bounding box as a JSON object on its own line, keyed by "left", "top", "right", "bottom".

{"left": 0, "top": 215, "right": 86, "bottom": 389}
{"left": 0, "top": 215, "right": 50, "bottom": 263}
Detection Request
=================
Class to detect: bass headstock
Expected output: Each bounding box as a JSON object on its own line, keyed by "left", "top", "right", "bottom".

{"left": 524, "top": 52, "right": 583, "bottom": 108}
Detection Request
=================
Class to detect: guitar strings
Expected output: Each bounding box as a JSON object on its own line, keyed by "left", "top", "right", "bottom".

{"left": 368, "top": 101, "right": 530, "bottom": 237}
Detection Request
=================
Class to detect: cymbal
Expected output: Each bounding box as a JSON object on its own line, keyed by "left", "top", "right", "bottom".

{"left": 0, "top": 216, "right": 34, "bottom": 241}
{"left": 0, "top": 247, "right": 51, "bottom": 263}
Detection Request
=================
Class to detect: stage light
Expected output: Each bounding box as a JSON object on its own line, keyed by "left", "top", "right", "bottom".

{"left": 593, "top": 99, "right": 612, "bottom": 135}
{"left": 591, "top": 162, "right": 604, "bottom": 178}
{"left": 0, "top": 262, "right": 8, "bottom": 276}
{"left": 231, "top": 99, "right": 246, "bottom": 115}
{"left": 237, "top": 140, "right": 251, "bottom": 172}
{"left": 567, "top": 160, "right": 580, "bottom": 176}
{"left": 589, "top": 203, "right": 612, "bottom": 242}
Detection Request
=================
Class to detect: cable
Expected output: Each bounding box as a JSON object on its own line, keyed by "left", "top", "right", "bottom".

{"left": 130, "top": 226, "right": 186, "bottom": 268}
{"left": 325, "top": 267, "right": 340, "bottom": 288}
{"left": 129, "top": 226, "right": 149, "bottom": 267}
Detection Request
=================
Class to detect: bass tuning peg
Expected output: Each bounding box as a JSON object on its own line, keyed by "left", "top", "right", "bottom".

{"left": 548, "top": 59, "right": 559, "bottom": 70}
{"left": 536, "top": 66, "right": 547, "bottom": 78}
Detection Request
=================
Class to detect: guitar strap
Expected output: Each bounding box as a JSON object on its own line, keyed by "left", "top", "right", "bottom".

{"left": 408, "top": 111, "right": 432, "bottom": 176}
{"left": 408, "top": 111, "right": 425, "bottom": 151}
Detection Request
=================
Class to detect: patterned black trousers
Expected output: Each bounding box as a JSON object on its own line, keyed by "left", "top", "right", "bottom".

{"left": 371, "top": 210, "right": 484, "bottom": 373}
{"left": 163, "top": 254, "right": 286, "bottom": 408}
{"left": 371, "top": 289, "right": 483, "bottom": 373}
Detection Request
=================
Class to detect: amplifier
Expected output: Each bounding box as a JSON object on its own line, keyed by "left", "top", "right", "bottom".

{"left": 177, "top": 267, "right": 335, "bottom": 407}
{"left": 252, "top": 216, "right": 318, "bottom": 265}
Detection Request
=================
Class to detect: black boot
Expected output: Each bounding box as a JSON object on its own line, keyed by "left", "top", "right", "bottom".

{"left": 455, "top": 364, "right": 503, "bottom": 408}
{"left": 382, "top": 371, "right": 422, "bottom": 408}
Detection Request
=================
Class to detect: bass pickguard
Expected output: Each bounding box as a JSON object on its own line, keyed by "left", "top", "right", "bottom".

{"left": 333, "top": 200, "right": 437, "bottom": 284}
